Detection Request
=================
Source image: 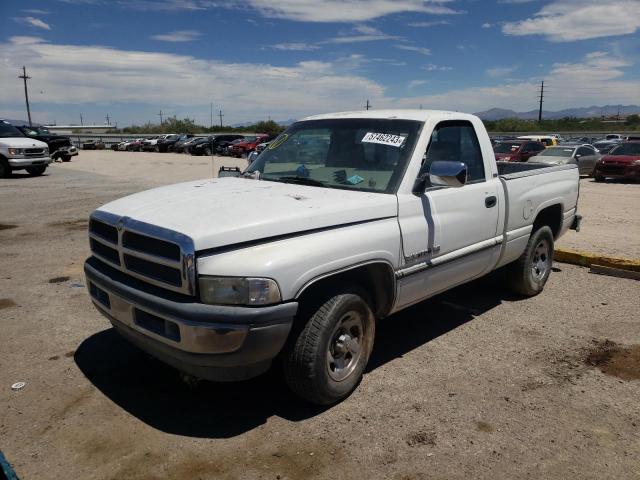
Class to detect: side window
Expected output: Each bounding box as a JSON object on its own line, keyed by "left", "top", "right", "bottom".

{"left": 421, "top": 121, "right": 486, "bottom": 183}
{"left": 577, "top": 147, "right": 592, "bottom": 156}
{"left": 534, "top": 143, "right": 545, "bottom": 151}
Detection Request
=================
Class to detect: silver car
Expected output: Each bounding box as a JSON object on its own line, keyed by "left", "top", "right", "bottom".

{"left": 530, "top": 144, "right": 601, "bottom": 176}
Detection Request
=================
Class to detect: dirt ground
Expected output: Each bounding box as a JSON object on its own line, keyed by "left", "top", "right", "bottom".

{"left": 1, "top": 151, "right": 639, "bottom": 480}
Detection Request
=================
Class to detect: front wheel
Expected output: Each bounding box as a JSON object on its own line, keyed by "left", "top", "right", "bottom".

{"left": 594, "top": 174, "right": 605, "bottom": 182}
{"left": 507, "top": 226, "right": 554, "bottom": 297}
{"left": 283, "top": 291, "right": 375, "bottom": 405}
{"left": 26, "top": 165, "right": 47, "bottom": 176}
{"left": 0, "top": 158, "right": 11, "bottom": 178}
{"left": 62, "top": 154, "right": 71, "bottom": 162}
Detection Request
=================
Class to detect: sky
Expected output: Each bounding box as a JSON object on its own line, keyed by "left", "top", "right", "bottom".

{"left": 1, "top": 0, "right": 639, "bottom": 127}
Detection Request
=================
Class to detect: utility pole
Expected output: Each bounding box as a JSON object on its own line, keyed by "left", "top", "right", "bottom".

{"left": 157, "top": 110, "right": 164, "bottom": 125}
{"left": 79, "top": 113, "right": 83, "bottom": 125}
{"left": 19, "top": 66, "right": 32, "bottom": 126}
{"left": 537, "top": 80, "right": 544, "bottom": 123}
{"left": 210, "top": 102, "right": 213, "bottom": 128}
{"left": 365, "top": 99, "right": 371, "bottom": 111}
{"left": 105, "top": 114, "right": 111, "bottom": 126}
{"left": 218, "top": 110, "right": 224, "bottom": 128}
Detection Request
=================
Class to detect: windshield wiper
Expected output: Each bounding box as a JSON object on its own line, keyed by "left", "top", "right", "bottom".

{"left": 275, "top": 176, "right": 327, "bottom": 187}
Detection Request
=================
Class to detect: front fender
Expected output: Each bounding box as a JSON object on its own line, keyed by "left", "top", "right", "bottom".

{"left": 196, "top": 217, "right": 401, "bottom": 301}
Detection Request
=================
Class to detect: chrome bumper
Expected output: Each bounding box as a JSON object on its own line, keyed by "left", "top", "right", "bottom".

{"left": 8, "top": 156, "right": 52, "bottom": 167}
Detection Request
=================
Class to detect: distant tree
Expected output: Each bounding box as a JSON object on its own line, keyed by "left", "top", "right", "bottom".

{"left": 625, "top": 114, "right": 640, "bottom": 126}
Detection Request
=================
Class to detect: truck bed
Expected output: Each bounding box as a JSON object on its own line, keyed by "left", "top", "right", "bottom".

{"left": 497, "top": 161, "right": 577, "bottom": 179}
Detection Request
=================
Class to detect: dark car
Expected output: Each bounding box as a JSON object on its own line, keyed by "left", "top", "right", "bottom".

{"left": 593, "top": 140, "right": 621, "bottom": 154}
{"left": 16, "top": 125, "right": 78, "bottom": 162}
{"left": 191, "top": 134, "right": 246, "bottom": 156}
{"left": 82, "top": 139, "right": 105, "bottom": 150}
{"left": 173, "top": 136, "right": 201, "bottom": 153}
{"left": 594, "top": 141, "right": 640, "bottom": 182}
{"left": 157, "top": 134, "right": 193, "bottom": 152}
{"left": 494, "top": 140, "right": 546, "bottom": 162}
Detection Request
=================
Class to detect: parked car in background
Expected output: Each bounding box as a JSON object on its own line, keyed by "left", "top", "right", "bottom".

{"left": 517, "top": 135, "right": 558, "bottom": 146}
{"left": 157, "top": 134, "right": 193, "bottom": 152}
{"left": 0, "top": 119, "right": 51, "bottom": 177}
{"left": 494, "top": 140, "right": 545, "bottom": 162}
{"left": 529, "top": 144, "right": 600, "bottom": 176}
{"left": 220, "top": 138, "right": 246, "bottom": 156}
{"left": 593, "top": 140, "right": 621, "bottom": 154}
{"left": 189, "top": 134, "right": 246, "bottom": 156}
{"left": 229, "top": 134, "right": 270, "bottom": 157}
{"left": 173, "top": 136, "right": 201, "bottom": 153}
{"left": 16, "top": 125, "right": 78, "bottom": 162}
{"left": 141, "top": 136, "right": 162, "bottom": 151}
{"left": 82, "top": 139, "right": 105, "bottom": 151}
{"left": 594, "top": 141, "right": 640, "bottom": 182}
{"left": 605, "top": 134, "right": 625, "bottom": 141}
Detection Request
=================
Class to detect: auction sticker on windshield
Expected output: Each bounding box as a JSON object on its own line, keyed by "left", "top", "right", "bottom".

{"left": 361, "top": 132, "right": 406, "bottom": 147}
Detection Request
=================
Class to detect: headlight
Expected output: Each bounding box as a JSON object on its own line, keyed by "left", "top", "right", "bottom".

{"left": 8, "top": 148, "right": 23, "bottom": 156}
{"left": 503, "top": 156, "right": 511, "bottom": 161}
{"left": 199, "top": 276, "right": 281, "bottom": 306}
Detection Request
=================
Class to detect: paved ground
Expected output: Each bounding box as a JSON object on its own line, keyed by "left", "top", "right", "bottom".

{"left": 1, "top": 152, "right": 639, "bottom": 479}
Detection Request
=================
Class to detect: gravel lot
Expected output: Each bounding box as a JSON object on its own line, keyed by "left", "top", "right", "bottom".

{"left": 1, "top": 151, "right": 639, "bottom": 480}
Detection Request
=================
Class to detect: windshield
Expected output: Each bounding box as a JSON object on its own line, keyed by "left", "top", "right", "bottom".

{"left": 539, "top": 147, "right": 574, "bottom": 157}
{"left": 0, "top": 121, "right": 25, "bottom": 138}
{"left": 494, "top": 142, "right": 522, "bottom": 153}
{"left": 610, "top": 143, "right": 640, "bottom": 156}
{"left": 246, "top": 118, "right": 422, "bottom": 194}
{"left": 37, "top": 127, "right": 51, "bottom": 135}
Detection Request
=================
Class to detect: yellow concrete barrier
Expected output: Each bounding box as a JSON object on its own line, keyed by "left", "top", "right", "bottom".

{"left": 554, "top": 248, "right": 640, "bottom": 272}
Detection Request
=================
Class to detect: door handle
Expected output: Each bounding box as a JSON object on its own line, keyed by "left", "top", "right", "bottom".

{"left": 485, "top": 196, "right": 497, "bottom": 208}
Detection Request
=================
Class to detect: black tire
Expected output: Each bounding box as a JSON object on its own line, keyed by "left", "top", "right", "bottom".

{"left": 507, "top": 226, "right": 554, "bottom": 297}
{"left": 283, "top": 290, "right": 375, "bottom": 405}
{"left": 26, "top": 165, "right": 47, "bottom": 176}
{"left": 594, "top": 174, "right": 605, "bottom": 182}
{"left": 62, "top": 154, "right": 71, "bottom": 162}
{"left": 204, "top": 147, "right": 212, "bottom": 156}
{"left": 0, "top": 158, "right": 10, "bottom": 178}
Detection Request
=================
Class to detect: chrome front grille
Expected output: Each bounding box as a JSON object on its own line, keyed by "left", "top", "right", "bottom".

{"left": 88, "top": 211, "right": 195, "bottom": 295}
{"left": 25, "top": 148, "right": 46, "bottom": 157}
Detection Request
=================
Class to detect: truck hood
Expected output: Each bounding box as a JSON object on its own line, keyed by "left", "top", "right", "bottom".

{"left": 96, "top": 177, "right": 398, "bottom": 251}
{"left": 0, "top": 137, "right": 48, "bottom": 148}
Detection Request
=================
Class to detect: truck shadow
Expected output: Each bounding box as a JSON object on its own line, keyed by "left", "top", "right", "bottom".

{"left": 74, "top": 270, "right": 517, "bottom": 439}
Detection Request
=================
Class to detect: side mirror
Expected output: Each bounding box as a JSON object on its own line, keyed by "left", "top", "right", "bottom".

{"left": 412, "top": 161, "right": 467, "bottom": 194}
{"left": 429, "top": 161, "right": 467, "bottom": 188}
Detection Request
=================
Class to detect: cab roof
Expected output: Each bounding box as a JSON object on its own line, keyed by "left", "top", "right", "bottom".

{"left": 301, "top": 109, "right": 477, "bottom": 123}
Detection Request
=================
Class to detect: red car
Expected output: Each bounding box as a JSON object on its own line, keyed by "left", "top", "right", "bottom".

{"left": 229, "top": 134, "right": 270, "bottom": 158}
{"left": 493, "top": 140, "right": 546, "bottom": 162}
{"left": 594, "top": 141, "right": 640, "bottom": 182}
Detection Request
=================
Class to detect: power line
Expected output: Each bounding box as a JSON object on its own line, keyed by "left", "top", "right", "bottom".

{"left": 19, "top": 66, "right": 32, "bottom": 126}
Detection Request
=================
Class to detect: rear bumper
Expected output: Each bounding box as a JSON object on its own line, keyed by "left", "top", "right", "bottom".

{"left": 84, "top": 257, "right": 297, "bottom": 381}
{"left": 8, "top": 156, "right": 52, "bottom": 168}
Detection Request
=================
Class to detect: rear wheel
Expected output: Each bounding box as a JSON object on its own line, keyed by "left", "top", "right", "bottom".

{"left": 507, "top": 226, "right": 554, "bottom": 297}
{"left": 283, "top": 290, "right": 375, "bottom": 405}
{"left": 0, "top": 158, "right": 11, "bottom": 178}
{"left": 62, "top": 154, "right": 71, "bottom": 162}
{"left": 204, "top": 147, "right": 212, "bottom": 156}
{"left": 594, "top": 174, "right": 605, "bottom": 182}
{"left": 26, "top": 165, "right": 47, "bottom": 176}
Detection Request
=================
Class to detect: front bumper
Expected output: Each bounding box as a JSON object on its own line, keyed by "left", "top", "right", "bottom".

{"left": 84, "top": 257, "right": 297, "bottom": 381}
{"left": 8, "top": 156, "right": 52, "bottom": 168}
{"left": 595, "top": 164, "right": 640, "bottom": 179}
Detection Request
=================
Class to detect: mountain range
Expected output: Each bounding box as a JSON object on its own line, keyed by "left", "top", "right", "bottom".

{"left": 474, "top": 105, "right": 639, "bottom": 121}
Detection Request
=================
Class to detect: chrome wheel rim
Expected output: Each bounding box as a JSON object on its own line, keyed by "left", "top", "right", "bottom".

{"left": 531, "top": 239, "right": 550, "bottom": 282}
{"left": 326, "top": 311, "right": 364, "bottom": 382}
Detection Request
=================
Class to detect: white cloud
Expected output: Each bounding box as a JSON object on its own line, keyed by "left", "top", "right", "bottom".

{"left": 22, "top": 9, "right": 51, "bottom": 14}
{"left": 323, "top": 25, "right": 400, "bottom": 43}
{"left": 408, "top": 79, "right": 428, "bottom": 89}
{"left": 240, "top": 0, "right": 462, "bottom": 22}
{"left": 481, "top": 22, "right": 493, "bottom": 28}
{"left": 503, "top": 0, "right": 640, "bottom": 42}
{"left": 392, "top": 51, "right": 639, "bottom": 112}
{"left": 395, "top": 44, "right": 432, "bottom": 55}
{"left": 486, "top": 65, "right": 519, "bottom": 77}
{"left": 150, "top": 30, "right": 201, "bottom": 42}
{"left": 423, "top": 63, "right": 452, "bottom": 71}
{"left": 0, "top": 36, "right": 385, "bottom": 124}
{"left": 14, "top": 17, "right": 51, "bottom": 30}
{"left": 269, "top": 42, "right": 320, "bottom": 51}
{"left": 408, "top": 20, "right": 451, "bottom": 27}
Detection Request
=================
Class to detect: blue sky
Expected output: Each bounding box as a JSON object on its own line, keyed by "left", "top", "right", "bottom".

{"left": 1, "top": 0, "right": 639, "bottom": 126}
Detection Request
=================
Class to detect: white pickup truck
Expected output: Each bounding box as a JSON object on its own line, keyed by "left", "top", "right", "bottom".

{"left": 84, "top": 110, "right": 581, "bottom": 404}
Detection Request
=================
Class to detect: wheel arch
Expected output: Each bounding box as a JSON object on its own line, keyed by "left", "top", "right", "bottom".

{"left": 532, "top": 203, "right": 563, "bottom": 239}
{"left": 294, "top": 261, "right": 396, "bottom": 319}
